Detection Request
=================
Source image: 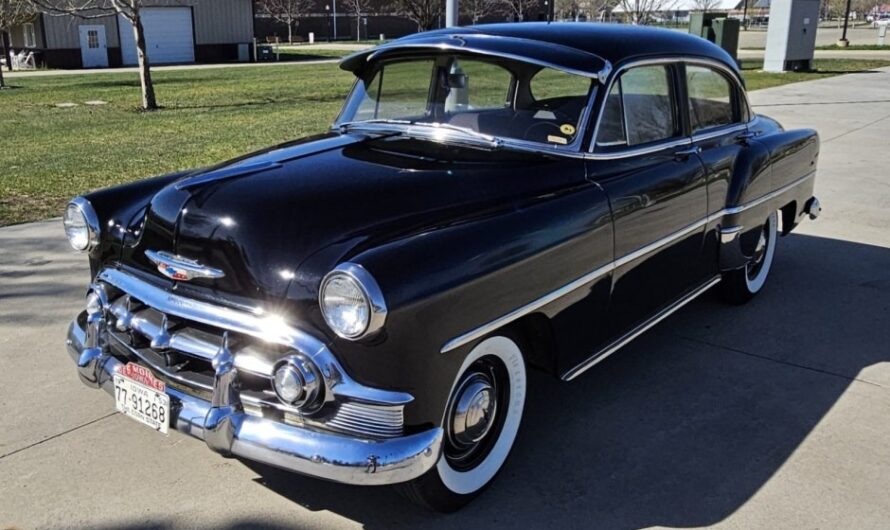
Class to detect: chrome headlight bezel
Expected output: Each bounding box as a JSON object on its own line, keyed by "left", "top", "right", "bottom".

{"left": 319, "top": 263, "right": 387, "bottom": 340}
{"left": 63, "top": 196, "right": 101, "bottom": 252}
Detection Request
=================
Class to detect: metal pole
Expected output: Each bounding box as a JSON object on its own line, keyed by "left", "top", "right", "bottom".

{"left": 742, "top": 0, "right": 748, "bottom": 30}
{"left": 333, "top": 0, "right": 338, "bottom": 40}
{"left": 445, "top": 0, "right": 458, "bottom": 27}
{"left": 840, "top": 0, "right": 853, "bottom": 44}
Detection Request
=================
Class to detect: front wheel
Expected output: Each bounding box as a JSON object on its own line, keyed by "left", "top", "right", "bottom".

{"left": 399, "top": 335, "right": 527, "bottom": 512}
{"left": 719, "top": 210, "right": 779, "bottom": 304}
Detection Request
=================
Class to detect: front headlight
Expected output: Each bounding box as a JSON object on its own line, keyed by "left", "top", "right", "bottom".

{"left": 63, "top": 197, "right": 100, "bottom": 252}
{"left": 319, "top": 263, "right": 387, "bottom": 340}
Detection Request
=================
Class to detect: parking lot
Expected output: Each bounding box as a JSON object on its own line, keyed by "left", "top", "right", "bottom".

{"left": 2, "top": 67, "right": 889, "bottom": 529}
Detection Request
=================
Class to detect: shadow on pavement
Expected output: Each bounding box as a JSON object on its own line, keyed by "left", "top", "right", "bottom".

{"left": 74, "top": 232, "right": 890, "bottom": 530}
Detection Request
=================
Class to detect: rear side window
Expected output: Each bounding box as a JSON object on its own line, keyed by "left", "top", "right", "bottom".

{"left": 686, "top": 65, "right": 735, "bottom": 132}
{"left": 529, "top": 68, "right": 592, "bottom": 102}
{"left": 597, "top": 65, "right": 677, "bottom": 147}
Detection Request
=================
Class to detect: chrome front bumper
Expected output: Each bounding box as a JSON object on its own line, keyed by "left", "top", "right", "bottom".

{"left": 66, "top": 318, "right": 443, "bottom": 486}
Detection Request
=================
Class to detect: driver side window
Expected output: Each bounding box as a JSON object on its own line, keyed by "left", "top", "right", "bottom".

{"left": 597, "top": 65, "right": 678, "bottom": 148}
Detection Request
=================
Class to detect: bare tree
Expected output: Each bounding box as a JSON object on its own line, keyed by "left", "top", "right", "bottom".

{"left": 460, "top": 0, "right": 502, "bottom": 23}
{"left": 554, "top": 0, "right": 581, "bottom": 20}
{"left": 0, "top": 0, "right": 34, "bottom": 87}
{"left": 395, "top": 0, "right": 442, "bottom": 30}
{"left": 617, "top": 0, "right": 677, "bottom": 24}
{"left": 691, "top": 0, "right": 721, "bottom": 12}
{"left": 344, "top": 0, "right": 365, "bottom": 41}
{"left": 256, "top": 0, "right": 311, "bottom": 44}
{"left": 30, "top": 0, "right": 159, "bottom": 110}
{"left": 577, "top": 0, "right": 615, "bottom": 20}
{"left": 500, "top": 0, "right": 537, "bottom": 20}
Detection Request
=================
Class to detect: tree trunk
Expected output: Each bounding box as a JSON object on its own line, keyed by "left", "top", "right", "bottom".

{"left": 287, "top": 18, "right": 293, "bottom": 44}
{"left": 132, "top": 14, "right": 158, "bottom": 110}
{"left": 356, "top": 13, "right": 361, "bottom": 41}
{"left": 0, "top": 32, "right": 6, "bottom": 88}
{"left": 2, "top": 31, "right": 12, "bottom": 73}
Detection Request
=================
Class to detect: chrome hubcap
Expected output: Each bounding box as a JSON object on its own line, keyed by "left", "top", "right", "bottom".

{"left": 450, "top": 374, "right": 497, "bottom": 447}
{"left": 444, "top": 357, "right": 508, "bottom": 471}
{"left": 747, "top": 219, "right": 771, "bottom": 280}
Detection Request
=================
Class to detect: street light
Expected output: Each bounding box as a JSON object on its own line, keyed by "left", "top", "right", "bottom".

{"left": 838, "top": 0, "right": 853, "bottom": 47}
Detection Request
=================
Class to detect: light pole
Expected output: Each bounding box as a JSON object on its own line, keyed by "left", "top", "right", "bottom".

{"left": 325, "top": 5, "right": 331, "bottom": 42}
{"left": 839, "top": 0, "right": 853, "bottom": 47}
{"left": 445, "top": 0, "right": 458, "bottom": 27}
{"left": 332, "top": 0, "right": 338, "bottom": 41}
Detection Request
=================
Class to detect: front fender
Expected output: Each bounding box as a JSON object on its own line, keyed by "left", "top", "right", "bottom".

{"left": 324, "top": 181, "right": 613, "bottom": 428}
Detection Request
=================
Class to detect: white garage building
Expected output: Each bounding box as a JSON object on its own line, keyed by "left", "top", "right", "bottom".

{"left": 7, "top": 0, "right": 254, "bottom": 69}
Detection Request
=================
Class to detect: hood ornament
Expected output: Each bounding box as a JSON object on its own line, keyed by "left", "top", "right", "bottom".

{"left": 146, "top": 250, "right": 225, "bottom": 282}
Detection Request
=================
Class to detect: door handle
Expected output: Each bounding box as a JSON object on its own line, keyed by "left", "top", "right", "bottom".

{"left": 674, "top": 146, "right": 701, "bottom": 159}
{"left": 736, "top": 131, "right": 757, "bottom": 143}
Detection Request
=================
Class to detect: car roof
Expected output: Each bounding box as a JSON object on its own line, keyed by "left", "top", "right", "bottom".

{"left": 340, "top": 22, "right": 740, "bottom": 80}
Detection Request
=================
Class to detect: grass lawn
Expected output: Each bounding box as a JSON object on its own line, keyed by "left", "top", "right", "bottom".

{"left": 269, "top": 48, "right": 353, "bottom": 61}
{"left": 740, "top": 58, "right": 890, "bottom": 90}
{"left": 815, "top": 44, "right": 890, "bottom": 50}
{"left": 1, "top": 57, "right": 888, "bottom": 225}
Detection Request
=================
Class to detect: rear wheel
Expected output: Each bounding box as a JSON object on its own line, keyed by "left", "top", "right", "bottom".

{"left": 399, "top": 335, "right": 526, "bottom": 512}
{"left": 720, "top": 210, "right": 778, "bottom": 304}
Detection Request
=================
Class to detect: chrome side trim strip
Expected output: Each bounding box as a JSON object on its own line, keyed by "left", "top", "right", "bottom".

{"left": 722, "top": 170, "right": 816, "bottom": 216}
{"left": 561, "top": 276, "right": 722, "bottom": 381}
{"left": 439, "top": 262, "right": 614, "bottom": 354}
{"left": 440, "top": 170, "right": 815, "bottom": 354}
{"left": 440, "top": 216, "right": 709, "bottom": 354}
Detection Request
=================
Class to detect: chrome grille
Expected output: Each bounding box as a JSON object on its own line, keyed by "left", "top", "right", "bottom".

{"left": 96, "top": 279, "right": 405, "bottom": 439}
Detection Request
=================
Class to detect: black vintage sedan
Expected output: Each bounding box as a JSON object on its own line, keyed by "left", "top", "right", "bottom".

{"left": 63, "top": 23, "right": 820, "bottom": 511}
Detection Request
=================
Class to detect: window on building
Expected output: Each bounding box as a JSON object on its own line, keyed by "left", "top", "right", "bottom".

{"left": 23, "top": 22, "right": 36, "bottom": 48}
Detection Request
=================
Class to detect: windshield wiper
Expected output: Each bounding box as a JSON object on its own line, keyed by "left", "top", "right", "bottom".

{"left": 338, "top": 119, "right": 413, "bottom": 132}
{"left": 338, "top": 119, "right": 503, "bottom": 150}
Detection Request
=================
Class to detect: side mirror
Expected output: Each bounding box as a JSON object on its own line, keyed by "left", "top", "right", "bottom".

{"left": 446, "top": 73, "right": 468, "bottom": 89}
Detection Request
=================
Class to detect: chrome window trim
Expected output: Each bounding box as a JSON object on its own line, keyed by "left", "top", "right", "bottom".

{"left": 97, "top": 268, "right": 412, "bottom": 406}
{"left": 589, "top": 56, "right": 755, "bottom": 159}
{"left": 440, "top": 170, "right": 815, "bottom": 354}
{"left": 335, "top": 49, "right": 601, "bottom": 154}
{"left": 691, "top": 123, "right": 749, "bottom": 143}
{"left": 357, "top": 40, "right": 612, "bottom": 81}
{"left": 586, "top": 137, "right": 693, "bottom": 161}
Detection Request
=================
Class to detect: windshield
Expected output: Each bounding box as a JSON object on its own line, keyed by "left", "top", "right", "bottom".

{"left": 336, "top": 55, "right": 595, "bottom": 147}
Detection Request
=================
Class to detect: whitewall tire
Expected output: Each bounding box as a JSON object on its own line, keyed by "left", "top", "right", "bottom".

{"left": 399, "top": 334, "right": 527, "bottom": 512}
{"left": 720, "top": 210, "right": 779, "bottom": 304}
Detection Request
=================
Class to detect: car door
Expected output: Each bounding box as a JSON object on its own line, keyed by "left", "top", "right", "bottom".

{"left": 684, "top": 62, "right": 770, "bottom": 271}
{"left": 586, "top": 62, "right": 710, "bottom": 340}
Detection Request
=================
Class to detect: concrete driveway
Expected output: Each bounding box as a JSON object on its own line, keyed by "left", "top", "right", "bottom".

{"left": 2, "top": 68, "right": 889, "bottom": 529}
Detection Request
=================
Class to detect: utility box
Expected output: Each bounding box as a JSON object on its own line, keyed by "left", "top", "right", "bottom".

{"left": 690, "top": 13, "right": 740, "bottom": 60}
{"left": 689, "top": 12, "right": 724, "bottom": 42}
{"left": 713, "top": 18, "right": 740, "bottom": 59}
{"left": 764, "top": 0, "right": 820, "bottom": 72}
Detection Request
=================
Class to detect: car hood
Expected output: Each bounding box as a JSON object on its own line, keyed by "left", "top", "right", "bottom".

{"left": 120, "top": 132, "right": 580, "bottom": 305}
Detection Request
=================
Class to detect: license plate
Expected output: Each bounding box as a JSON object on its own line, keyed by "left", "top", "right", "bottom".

{"left": 113, "top": 363, "right": 170, "bottom": 434}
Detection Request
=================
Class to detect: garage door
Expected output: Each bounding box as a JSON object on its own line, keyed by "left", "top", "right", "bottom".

{"left": 119, "top": 7, "right": 195, "bottom": 66}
